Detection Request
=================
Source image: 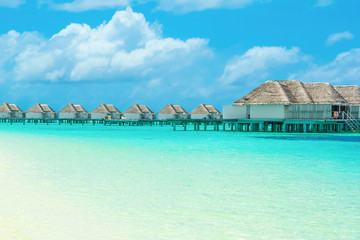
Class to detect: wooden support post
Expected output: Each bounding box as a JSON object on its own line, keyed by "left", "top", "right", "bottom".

{"left": 184, "top": 124, "right": 187, "bottom": 131}
{"left": 223, "top": 123, "right": 226, "bottom": 131}
{"left": 173, "top": 122, "right": 176, "bottom": 131}
{"left": 283, "top": 123, "right": 286, "bottom": 133}
{"left": 259, "top": 123, "right": 264, "bottom": 132}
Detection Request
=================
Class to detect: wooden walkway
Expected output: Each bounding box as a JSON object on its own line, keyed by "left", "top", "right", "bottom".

{"left": 0, "top": 118, "right": 355, "bottom": 133}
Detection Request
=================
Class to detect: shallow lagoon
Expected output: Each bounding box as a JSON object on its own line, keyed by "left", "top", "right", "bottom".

{"left": 0, "top": 125, "right": 359, "bottom": 240}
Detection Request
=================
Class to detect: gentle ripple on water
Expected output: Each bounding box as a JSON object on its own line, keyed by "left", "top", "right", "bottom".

{"left": 0, "top": 125, "right": 359, "bottom": 240}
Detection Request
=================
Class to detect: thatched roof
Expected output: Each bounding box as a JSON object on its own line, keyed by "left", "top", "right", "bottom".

{"left": 0, "top": 103, "right": 24, "bottom": 113}
{"left": 334, "top": 86, "right": 360, "bottom": 105}
{"left": 91, "top": 104, "right": 122, "bottom": 114}
{"left": 158, "top": 104, "right": 189, "bottom": 114}
{"left": 303, "top": 83, "right": 347, "bottom": 104}
{"left": 26, "top": 103, "right": 56, "bottom": 113}
{"left": 191, "top": 104, "right": 222, "bottom": 114}
{"left": 124, "top": 104, "right": 154, "bottom": 114}
{"left": 234, "top": 80, "right": 348, "bottom": 105}
{"left": 59, "top": 103, "right": 88, "bottom": 113}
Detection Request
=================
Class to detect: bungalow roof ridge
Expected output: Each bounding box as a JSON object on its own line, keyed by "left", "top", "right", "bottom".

{"left": 4, "top": 103, "right": 11, "bottom": 112}
{"left": 298, "top": 81, "right": 314, "bottom": 104}
{"left": 135, "top": 104, "right": 142, "bottom": 113}
{"left": 201, "top": 104, "right": 210, "bottom": 114}
{"left": 102, "top": 104, "right": 110, "bottom": 113}
{"left": 276, "top": 81, "right": 293, "bottom": 104}
{"left": 37, "top": 103, "right": 44, "bottom": 113}
{"left": 169, "top": 104, "right": 177, "bottom": 114}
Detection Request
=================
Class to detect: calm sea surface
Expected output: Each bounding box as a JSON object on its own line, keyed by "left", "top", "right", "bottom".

{"left": 0, "top": 124, "right": 359, "bottom": 240}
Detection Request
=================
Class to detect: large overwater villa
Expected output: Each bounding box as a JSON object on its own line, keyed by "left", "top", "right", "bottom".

{"left": 123, "top": 104, "right": 156, "bottom": 120}
{"left": 59, "top": 103, "right": 89, "bottom": 119}
{"left": 91, "top": 104, "right": 122, "bottom": 120}
{"left": 158, "top": 104, "right": 189, "bottom": 120}
{"left": 26, "top": 103, "right": 57, "bottom": 119}
{"left": 223, "top": 80, "right": 360, "bottom": 121}
{"left": 0, "top": 103, "right": 24, "bottom": 118}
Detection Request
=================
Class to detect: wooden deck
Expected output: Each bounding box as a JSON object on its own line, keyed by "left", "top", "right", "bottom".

{"left": 0, "top": 118, "right": 356, "bottom": 133}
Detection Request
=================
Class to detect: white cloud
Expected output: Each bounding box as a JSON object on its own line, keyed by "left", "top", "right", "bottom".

{"left": 326, "top": 31, "right": 354, "bottom": 46}
{"left": 47, "top": 0, "right": 131, "bottom": 12}
{"left": 289, "top": 48, "right": 360, "bottom": 85}
{"left": 0, "top": 7, "right": 211, "bottom": 82}
{"left": 219, "top": 46, "right": 301, "bottom": 85}
{"left": 0, "top": 0, "right": 25, "bottom": 8}
{"left": 315, "top": 0, "right": 334, "bottom": 7}
{"left": 151, "top": 0, "right": 263, "bottom": 13}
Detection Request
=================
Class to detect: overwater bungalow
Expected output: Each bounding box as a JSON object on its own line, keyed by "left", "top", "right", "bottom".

{"left": 26, "top": 103, "right": 57, "bottom": 119}
{"left": 91, "top": 104, "right": 122, "bottom": 120}
{"left": 223, "top": 80, "right": 358, "bottom": 120}
{"left": 59, "top": 103, "right": 89, "bottom": 119}
{"left": 334, "top": 85, "right": 360, "bottom": 119}
{"left": 158, "top": 104, "right": 189, "bottom": 120}
{"left": 0, "top": 103, "right": 24, "bottom": 118}
{"left": 190, "top": 104, "right": 222, "bottom": 119}
{"left": 123, "top": 104, "right": 155, "bottom": 120}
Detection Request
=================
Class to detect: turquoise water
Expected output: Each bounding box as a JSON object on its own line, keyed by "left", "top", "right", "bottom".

{"left": 0, "top": 124, "right": 359, "bottom": 240}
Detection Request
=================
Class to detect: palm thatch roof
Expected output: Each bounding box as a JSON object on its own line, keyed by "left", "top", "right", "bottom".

{"left": 0, "top": 103, "right": 24, "bottom": 113}
{"left": 91, "top": 104, "right": 122, "bottom": 114}
{"left": 303, "top": 83, "right": 347, "bottom": 104}
{"left": 59, "top": 103, "right": 88, "bottom": 113}
{"left": 124, "top": 104, "right": 154, "bottom": 114}
{"left": 26, "top": 103, "right": 56, "bottom": 113}
{"left": 158, "top": 104, "right": 189, "bottom": 114}
{"left": 234, "top": 80, "right": 348, "bottom": 105}
{"left": 334, "top": 86, "right": 360, "bottom": 105}
{"left": 190, "top": 104, "right": 222, "bottom": 114}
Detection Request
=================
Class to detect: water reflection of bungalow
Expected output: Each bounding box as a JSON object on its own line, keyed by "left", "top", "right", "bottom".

{"left": 124, "top": 104, "right": 155, "bottom": 120}
{"left": 158, "top": 104, "right": 189, "bottom": 120}
{"left": 223, "top": 80, "right": 358, "bottom": 120}
{"left": 91, "top": 104, "right": 122, "bottom": 120}
{"left": 0, "top": 103, "right": 24, "bottom": 118}
{"left": 26, "top": 103, "right": 57, "bottom": 119}
{"left": 190, "top": 104, "right": 222, "bottom": 119}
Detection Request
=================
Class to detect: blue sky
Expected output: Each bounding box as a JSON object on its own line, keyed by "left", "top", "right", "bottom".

{"left": 0, "top": 0, "right": 359, "bottom": 113}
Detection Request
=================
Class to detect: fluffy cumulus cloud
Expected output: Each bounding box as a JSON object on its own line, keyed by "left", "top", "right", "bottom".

{"left": 290, "top": 48, "right": 360, "bottom": 85}
{"left": 326, "top": 31, "right": 354, "bottom": 46}
{"left": 0, "top": 7, "right": 210, "bottom": 82}
{"left": 219, "top": 46, "right": 300, "bottom": 85}
{"left": 0, "top": 0, "right": 25, "bottom": 8}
